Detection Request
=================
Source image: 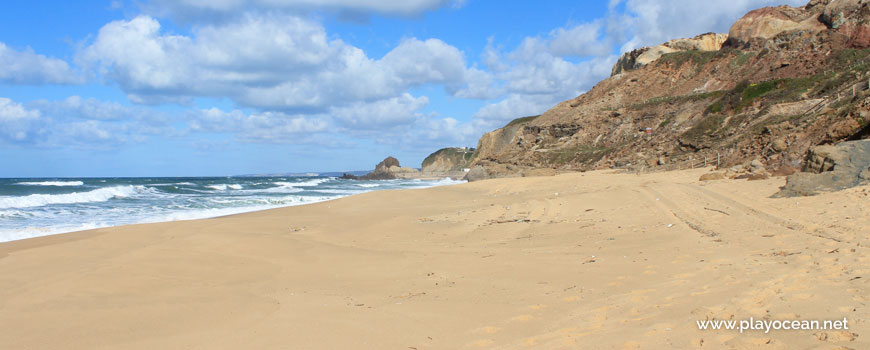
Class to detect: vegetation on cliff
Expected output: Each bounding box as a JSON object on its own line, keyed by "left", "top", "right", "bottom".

{"left": 466, "top": 0, "right": 870, "bottom": 180}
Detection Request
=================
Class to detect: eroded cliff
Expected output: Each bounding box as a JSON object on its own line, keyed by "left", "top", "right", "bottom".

{"left": 469, "top": 0, "right": 870, "bottom": 179}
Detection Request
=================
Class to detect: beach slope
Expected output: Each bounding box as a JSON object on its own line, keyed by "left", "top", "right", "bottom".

{"left": 0, "top": 169, "right": 867, "bottom": 349}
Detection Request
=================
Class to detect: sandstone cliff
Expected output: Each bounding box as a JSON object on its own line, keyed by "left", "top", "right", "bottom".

{"left": 469, "top": 0, "right": 870, "bottom": 181}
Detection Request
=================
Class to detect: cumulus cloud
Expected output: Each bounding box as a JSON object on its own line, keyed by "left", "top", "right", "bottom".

{"left": 470, "top": 37, "right": 616, "bottom": 130}
{"left": 0, "top": 96, "right": 173, "bottom": 147}
{"left": 0, "top": 43, "right": 80, "bottom": 85}
{"left": 0, "top": 98, "right": 43, "bottom": 142}
{"left": 78, "top": 15, "right": 485, "bottom": 111}
{"left": 330, "top": 94, "right": 429, "bottom": 128}
{"left": 189, "top": 107, "right": 330, "bottom": 143}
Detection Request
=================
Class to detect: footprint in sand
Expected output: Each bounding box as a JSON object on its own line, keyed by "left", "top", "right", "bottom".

{"left": 562, "top": 295, "right": 581, "bottom": 302}
{"left": 528, "top": 304, "right": 547, "bottom": 311}
{"left": 815, "top": 330, "right": 858, "bottom": 342}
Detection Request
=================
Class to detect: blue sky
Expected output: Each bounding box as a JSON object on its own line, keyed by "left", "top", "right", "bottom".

{"left": 0, "top": 0, "right": 804, "bottom": 177}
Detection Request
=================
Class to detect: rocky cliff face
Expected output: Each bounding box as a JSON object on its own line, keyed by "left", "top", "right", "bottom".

{"left": 470, "top": 0, "right": 870, "bottom": 179}
{"left": 612, "top": 33, "right": 729, "bottom": 76}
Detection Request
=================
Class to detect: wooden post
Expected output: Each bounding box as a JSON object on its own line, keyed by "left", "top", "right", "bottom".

{"left": 704, "top": 157, "right": 708, "bottom": 167}
{"left": 690, "top": 156, "right": 694, "bottom": 169}
{"left": 717, "top": 152, "right": 721, "bottom": 168}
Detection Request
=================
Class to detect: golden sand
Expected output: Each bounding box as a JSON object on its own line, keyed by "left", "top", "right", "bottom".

{"left": 0, "top": 168, "right": 867, "bottom": 349}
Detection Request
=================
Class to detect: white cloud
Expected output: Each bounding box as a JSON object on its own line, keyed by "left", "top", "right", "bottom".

{"left": 470, "top": 37, "right": 615, "bottom": 130}
{"left": 189, "top": 107, "right": 329, "bottom": 143}
{"left": 330, "top": 94, "right": 428, "bottom": 128}
{"left": 79, "top": 15, "right": 484, "bottom": 112}
{"left": 143, "top": 0, "right": 460, "bottom": 18}
{"left": 0, "top": 43, "right": 80, "bottom": 85}
{"left": 548, "top": 21, "right": 612, "bottom": 57}
{"left": 32, "top": 96, "right": 134, "bottom": 121}
{"left": 0, "top": 98, "right": 43, "bottom": 142}
{"left": 0, "top": 96, "right": 174, "bottom": 147}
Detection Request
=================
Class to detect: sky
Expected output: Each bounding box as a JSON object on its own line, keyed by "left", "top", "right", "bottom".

{"left": 0, "top": 0, "right": 806, "bottom": 177}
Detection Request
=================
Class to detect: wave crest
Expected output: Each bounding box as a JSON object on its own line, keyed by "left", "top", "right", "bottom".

{"left": 0, "top": 186, "right": 144, "bottom": 209}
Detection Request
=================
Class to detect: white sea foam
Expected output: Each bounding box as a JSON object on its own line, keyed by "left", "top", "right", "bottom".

{"left": 0, "top": 186, "right": 143, "bottom": 209}
{"left": 0, "top": 176, "right": 463, "bottom": 243}
{"left": 16, "top": 181, "right": 84, "bottom": 186}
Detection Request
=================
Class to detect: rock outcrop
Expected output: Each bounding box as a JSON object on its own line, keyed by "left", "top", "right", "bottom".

{"left": 342, "top": 156, "right": 421, "bottom": 180}
{"left": 726, "top": 5, "right": 826, "bottom": 48}
{"left": 467, "top": 0, "right": 870, "bottom": 187}
{"left": 774, "top": 139, "right": 870, "bottom": 196}
{"left": 611, "top": 33, "right": 728, "bottom": 76}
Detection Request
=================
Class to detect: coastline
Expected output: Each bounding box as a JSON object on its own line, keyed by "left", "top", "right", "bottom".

{"left": 0, "top": 175, "right": 463, "bottom": 243}
{"left": 0, "top": 169, "right": 867, "bottom": 349}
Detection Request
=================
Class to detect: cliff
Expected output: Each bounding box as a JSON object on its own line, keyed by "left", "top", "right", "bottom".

{"left": 421, "top": 147, "right": 475, "bottom": 174}
{"left": 468, "top": 0, "right": 870, "bottom": 180}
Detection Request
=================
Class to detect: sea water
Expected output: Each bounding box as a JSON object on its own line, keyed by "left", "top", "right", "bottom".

{"left": 0, "top": 176, "right": 463, "bottom": 242}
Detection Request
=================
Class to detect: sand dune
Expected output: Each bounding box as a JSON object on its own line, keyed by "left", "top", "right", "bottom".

{"left": 0, "top": 168, "right": 867, "bottom": 349}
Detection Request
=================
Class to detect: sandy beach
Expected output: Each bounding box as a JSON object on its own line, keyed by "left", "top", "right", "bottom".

{"left": 0, "top": 168, "right": 867, "bottom": 349}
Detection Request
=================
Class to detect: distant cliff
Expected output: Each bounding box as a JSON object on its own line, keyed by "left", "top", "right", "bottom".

{"left": 421, "top": 147, "right": 475, "bottom": 174}
{"left": 468, "top": 0, "right": 870, "bottom": 179}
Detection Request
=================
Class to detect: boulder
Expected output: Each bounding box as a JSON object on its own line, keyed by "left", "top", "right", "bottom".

{"left": 356, "top": 156, "right": 421, "bottom": 180}
{"left": 773, "top": 139, "right": 870, "bottom": 197}
{"left": 375, "top": 156, "right": 400, "bottom": 173}
{"left": 464, "top": 166, "right": 490, "bottom": 182}
{"left": 726, "top": 5, "right": 826, "bottom": 47}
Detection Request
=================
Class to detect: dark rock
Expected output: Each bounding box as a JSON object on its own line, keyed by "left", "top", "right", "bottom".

{"left": 375, "top": 156, "right": 400, "bottom": 173}
{"left": 773, "top": 140, "right": 870, "bottom": 197}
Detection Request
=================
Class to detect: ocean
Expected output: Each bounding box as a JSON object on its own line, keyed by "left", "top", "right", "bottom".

{"left": 0, "top": 176, "right": 464, "bottom": 243}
